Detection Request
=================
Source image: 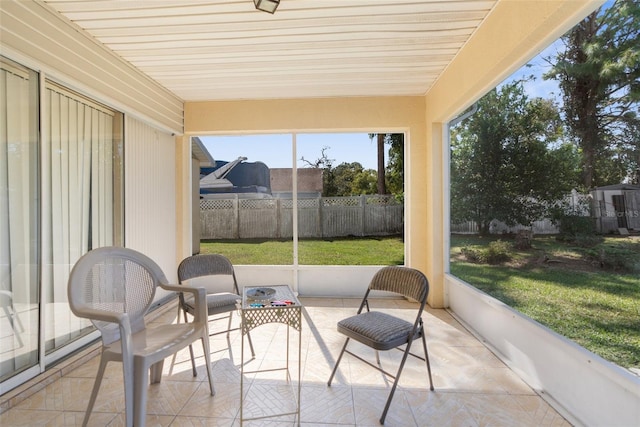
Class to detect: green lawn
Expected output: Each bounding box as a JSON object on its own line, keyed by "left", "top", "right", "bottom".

{"left": 200, "top": 236, "right": 405, "bottom": 265}
{"left": 450, "top": 234, "right": 640, "bottom": 370}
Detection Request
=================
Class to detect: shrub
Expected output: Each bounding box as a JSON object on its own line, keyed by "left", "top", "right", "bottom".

{"left": 461, "top": 246, "right": 481, "bottom": 262}
{"left": 584, "top": 244, "right": 640, "bottom": 272}
{"left": 461, "top": 240, "right": 512, "bottom": 264}
{"left": 572, "top": 233, "right": 604, "bottom": 248}
{"left": 554, "top": 213, "right": 597, "bottom": 241}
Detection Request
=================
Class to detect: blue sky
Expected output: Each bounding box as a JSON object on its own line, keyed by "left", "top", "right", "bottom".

{"left": 503, "top": 40, "right": 563, "bottom": 99}
{"left": 201, "top": 133, "right": 387, "bottom": 170}
{"left": 506, "top": 0, "right": 614, "bottom": 99}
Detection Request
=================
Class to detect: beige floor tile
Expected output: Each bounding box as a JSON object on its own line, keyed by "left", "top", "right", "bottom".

{"left": 241, "top": 381, "right": 298, "bottom": 421}
{"left": 301, "top": 384, "right": 354, "bottom": 424}
{"left": 405, "top": 390, "right": 479, "bottom": 427}
{"left": 0, "top": 408, "right": 44, "bottom": 426}
{"left": 241, "top": 419, "right": 297, "bottom": 426}
{"left": 512, "top": 394, "right": 571, "bottom": 426}
{"left": 145, "top": 380, "right": 200, "bottom": 416}
{"left": 179, "top": 381, "right": 240, "bottom": 420}
{"left": 298, "top": 297, "right": 344, "bottom": 308}
{"left": 352, "top": 386, "right": 417, "bottom": 426}
{"left": 171, "top": 415, "right": 239, "bottom": 426}
{"left": 463, "top": 393, "right": 545, "bottom": 427}
{"left": 1, "top": 299, "right": 571, "bottom": 427}
{"left": 302, "top": 306, "right": 351, "bottom": 330}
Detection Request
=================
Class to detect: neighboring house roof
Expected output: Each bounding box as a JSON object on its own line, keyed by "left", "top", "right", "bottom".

{"left": 593, "top": 184, "right": 640, "bottom": 191}
{"left": 270, "top": 168, "right": 323, "bottom": 193}
{"left": 191, "top": 137, "right": 215, "bottom": 167}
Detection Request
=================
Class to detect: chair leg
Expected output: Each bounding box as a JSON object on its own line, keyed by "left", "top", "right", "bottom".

{"left": 225, "top": 312, "right": 255, "bottom": 357}
{"left": 379, "top": 340, "right": 415, "bottom": 425}
{"left": 122, "top": 355, "right": 135, "bottom": 427}
{"left": 82, "top": 355, "right": 108, "bottom": 427}
{"left": 184, "top": 308, "right": 198, "bottom": 377}
{"left": 421, "top": 332, "right": 434, "bottom": 391}
{"left": 150, "top": 360, "right": 164, "bottom": 384}
{"left": 226, "top": 313, "right": 233, "bottom": 339}
{"left": 201, "top": 335, "right": 216, "bottom": 395}
{"left": 134, "top": 358, "right": 149, "bottom": 427}
{"left": 187, "top": 343, "right": 197, "bottom": 377}
{"left": 327, "top": 338, "right": 350, "bottom": 386}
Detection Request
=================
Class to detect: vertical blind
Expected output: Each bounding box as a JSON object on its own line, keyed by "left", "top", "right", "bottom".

{"left": 42, "top": 82, "right": 119, "bottom": 352}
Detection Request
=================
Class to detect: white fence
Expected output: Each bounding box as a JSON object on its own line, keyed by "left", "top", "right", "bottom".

{"left": 201, "top": 191, "right": 608, "bottom": 239}
{"left": 200, "top": 195, "right": 403, "bottom": 240}
{"left": 451, "top": 191, "right": 594, "bottom": 235}
{"left": 450, "top": 218, "right": 560, "bottom": 235}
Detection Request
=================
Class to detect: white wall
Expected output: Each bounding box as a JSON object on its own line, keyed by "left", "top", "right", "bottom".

{"left": 447, "top": 275, "right": 640, "bottom": 427}
{"left": 233, "top": 265, "right": 381, "bottom": 298}
{"left": 125, "top": 117, "right": 178, "bottom": 300}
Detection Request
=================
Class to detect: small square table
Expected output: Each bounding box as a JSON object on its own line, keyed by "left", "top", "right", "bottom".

{"left": 240, "top": 285, "right": 302, "bottom": 425}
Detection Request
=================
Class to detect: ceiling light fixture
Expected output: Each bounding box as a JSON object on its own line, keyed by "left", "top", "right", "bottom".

{"left": 254, "top": 0, "right": 280, "bottom": 14}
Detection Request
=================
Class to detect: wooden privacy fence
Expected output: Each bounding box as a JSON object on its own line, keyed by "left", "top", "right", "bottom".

{"left": 200, "top": 195, "right": 403, "bottom": 240}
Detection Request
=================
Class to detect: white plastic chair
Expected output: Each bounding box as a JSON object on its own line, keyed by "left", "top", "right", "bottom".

{"left": 67, "top": 246, "right": 215, "bottom": 427}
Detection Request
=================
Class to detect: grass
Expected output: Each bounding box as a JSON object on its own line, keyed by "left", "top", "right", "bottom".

{"left": 200, "top": 236, "right": 405, "bottom": 265}
{"left": 450, "top": 234, "right": 640, "bottom": 370}
{"left": 200, "top": 234, "right": 640, "bottom": 369}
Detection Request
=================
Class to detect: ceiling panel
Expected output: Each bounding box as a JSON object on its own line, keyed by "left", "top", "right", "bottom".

{"left": 43, "top": 0, "right": 497, "bottom": 101}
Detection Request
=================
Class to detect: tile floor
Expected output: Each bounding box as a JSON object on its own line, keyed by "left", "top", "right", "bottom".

{"left": 0, "top": 297, "right": 571, "bottom": 426}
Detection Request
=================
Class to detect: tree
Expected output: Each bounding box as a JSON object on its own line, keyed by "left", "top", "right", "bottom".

{"left": 376, "top": 133, "right": 387, "bottom": 194}
{"left": 300, "top": 146, "right": 336, "bottom": 196}
{"left": 301, "top": 148, "right": 378, "bottom": 196}
{"left": 368, "top": 133, "right": 387, "bottom": 194}
{"left": 385, "top": 134, "right": 404, "bottom": 198}
{"left": 545, "top": 0, "right": 640, "bottom": 189}
{"left": 368, "top": 133, "right": 405, "bottom": 197}
{"left": 331, "top": 162, "right": 377, "bottom": 196}
{"left": 450, "top": 82, "right": 580, "bottom": 234}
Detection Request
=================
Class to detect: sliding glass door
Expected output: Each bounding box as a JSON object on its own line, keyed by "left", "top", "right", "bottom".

{"left": 0, "top": 57, "right": 40, "bottom": 384}
{"left": 0, "top": 55, "right": 124, "bottom": 392}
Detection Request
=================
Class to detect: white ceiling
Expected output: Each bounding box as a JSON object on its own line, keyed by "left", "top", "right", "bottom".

{"left": 43, "top": 0, "right": 497, "bottom": 102}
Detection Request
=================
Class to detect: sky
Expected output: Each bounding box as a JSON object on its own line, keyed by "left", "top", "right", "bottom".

{"left": 503, "top": 40, "right": 563, "bottom": 100}
{"left": 200, "top": 133, "right": 388, "bottom": 170}
{"left": 505, "top": 0, "right": 615, "bottom": 99}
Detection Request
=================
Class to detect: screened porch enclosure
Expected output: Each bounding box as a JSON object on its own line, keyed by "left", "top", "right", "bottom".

{"left": 3, "top": 1, "right": 638, "bottom": 426}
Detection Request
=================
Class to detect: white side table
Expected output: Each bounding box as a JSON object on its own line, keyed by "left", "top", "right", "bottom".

{"left": 240, "top": 285, "right": 302, "bottom": 425}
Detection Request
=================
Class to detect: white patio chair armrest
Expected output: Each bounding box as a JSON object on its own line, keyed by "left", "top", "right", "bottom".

{"left": 72, "top": 306, "right": 128, "bottom": 324}
{"left": 160, "top": 283, "right": 207, "bottom": 323}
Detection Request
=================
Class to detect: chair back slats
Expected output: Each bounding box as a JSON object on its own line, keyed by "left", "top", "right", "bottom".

{"left": 178, "top": 254, "right": 235, "bottom": 282}
{"left": 368, "top": 266, "right": 428, "bottom": 304}
{"left": 68, "top": 246, "right": 166, "bottom": 345}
